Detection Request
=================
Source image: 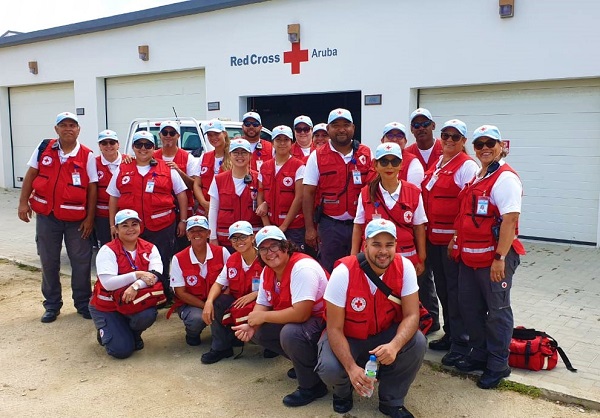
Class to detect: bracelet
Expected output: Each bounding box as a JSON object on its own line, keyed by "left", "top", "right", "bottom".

{"left": 180, "top": 220, "right": 187, "bottom": 223}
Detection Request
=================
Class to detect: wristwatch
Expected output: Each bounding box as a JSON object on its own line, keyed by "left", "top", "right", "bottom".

{"left": 132, "top": 282, "right": 140, "bottom": 291}
{"left": 494, "top": 253, "right": 506, "bottom": 261}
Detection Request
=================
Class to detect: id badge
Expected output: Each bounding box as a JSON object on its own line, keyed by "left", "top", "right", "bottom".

{"left": 145, "top": 180, "right": 155, "bottom": 193}
{"left": 352, "top": 169, "right": 362, "bottom": 185}
{"left": 476, "top": 197, "right": 490, "bottom": 215}
{"left": 252, "top": 277, "right": 260, "bottom": 292}
{"left": 372, "top": 213, "right": 382, "bottom": 220}
{"left": 72, "top": 172, "right": 81, "bottom": 186}
{"left": 425, "top": 174, "right": 438, "bottom": 191}
{"left": 256, "top": 159, "right": 263, "bottom": 172}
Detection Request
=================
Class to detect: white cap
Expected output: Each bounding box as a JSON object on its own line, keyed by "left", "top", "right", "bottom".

{"left": 228, "top": 221, "right": 254, "bottom": 238}
{"left": 186, "top": 215, "right": 209, "bottom": 231}
{"left": 255, "top": 226, "right": 287, "bottom": 247}
{"left": 365, "top": 219, "right": 397, "bottom": 239}
{"left": 159, "top": 121, "right": 180, "bottom": 135}
{"left": 115, "top": 209, "right": 141, "bottom": 225}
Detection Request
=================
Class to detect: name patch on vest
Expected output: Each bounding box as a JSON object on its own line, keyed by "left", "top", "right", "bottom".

{"left": 186, "top": 275, "right": 198, "bottom": 286}
{"left": 351, "top": 297, "right": 367, "bottom": 312}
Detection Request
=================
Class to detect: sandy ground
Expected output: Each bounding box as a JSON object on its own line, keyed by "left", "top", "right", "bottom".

{"left": 0, "top": 260, "right": 597, "bottom": 418}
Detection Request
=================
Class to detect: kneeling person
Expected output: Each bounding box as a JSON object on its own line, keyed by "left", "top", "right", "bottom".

{"left": 316, "top": 219, "right": 426, "bottom": 418}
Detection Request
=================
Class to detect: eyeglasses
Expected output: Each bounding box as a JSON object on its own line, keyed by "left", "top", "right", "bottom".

{"left": 243, "top": 121, "right": 261, "bottom": 128}
{"left": 411, "top": 120, "right": 433, "bottom": 129}
{"left": 441, "top": 132, "right": 463, "bottom": 142}
{"left": 473, "top": 140, "right": 499, "bottom": 150}
{"left": 231, "top": 150, "right": 250, "bottom": 156}
{"left": 377, "top": 157, "right": 402, "bottom": 167}
{"left": 230, "top": 234, "right": 251, "bottom": 243}
{"left": 99, "top": 140, "right": 117, "bottom": 146}
{"left": 385, "top": 132, "right": 405, "bottom": 140}
{"left": 294, "top": 127, "right": 311, "bottom": 133}
{"left": 258, "top": 242, "right": 283, "bottom": 255}
{"left": 133, "top": 142, "right": 154, "bottom": 150}
{"left": 161, "top": 130, "right": 178, "bottom": 137}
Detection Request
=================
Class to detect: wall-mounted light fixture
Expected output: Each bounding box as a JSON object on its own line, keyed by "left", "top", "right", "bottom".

{"left": 28, "top": 61, "right": 38, "bottom": 74}
{"left": 499, "top": 0, "right": 514, "bottom": 18}
{"left": 138, "top": 45, "right": 149, "bottom": 61}
{"left": 287, "top": 24, "right": 300, "bottom": 43}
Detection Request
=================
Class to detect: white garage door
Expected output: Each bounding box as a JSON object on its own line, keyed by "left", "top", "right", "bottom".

{"left": 419, "top": 79, "right": 600, "bottom": 245}
{"left": 106, "top": 70, "right": 206, "bottom": 141}
{"left": 10, "top": 82, "right": 75, "bottom": 188}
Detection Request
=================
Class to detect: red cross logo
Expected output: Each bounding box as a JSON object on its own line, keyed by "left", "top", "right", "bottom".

{"left": 480, "top": 127, "right": 487, "bottom": 132}
{"left": 234, "top": 223, "right": 240, "bottom": 228}
{"left": 283, "top": 42, "right": 309, "bottom": 74}
{"left": 385, "top": 145, "right": 392, "bottom": 150}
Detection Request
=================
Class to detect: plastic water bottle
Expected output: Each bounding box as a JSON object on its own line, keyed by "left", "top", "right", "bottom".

{"left": 364, "top": 354, "right": 378, "bottom": 398}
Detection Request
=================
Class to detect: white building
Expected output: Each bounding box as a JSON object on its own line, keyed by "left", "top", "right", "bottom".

{"left": 1, "top": 0, "right": 599, "bottom": 245}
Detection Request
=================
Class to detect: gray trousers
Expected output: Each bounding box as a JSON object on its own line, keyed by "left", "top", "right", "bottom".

{"left": 36, "top": 213, "right": 92, "bottom": 311}
{"left": 316, "top": 325, "right": 426, "bottom": 407}
{"left": 417, "top": 261, "right": 440, "bottom": 327}
{"left": 177, "top": 305, "right": 207, "bottom": 338}
{"left": 458, "top": 248, "right": 520, "bottom": 371}
{"left": 317, "top": 216, "right": 353, "bottom": 273}
{"left": 253, "top": 316, "right": 325, "bottom": 389}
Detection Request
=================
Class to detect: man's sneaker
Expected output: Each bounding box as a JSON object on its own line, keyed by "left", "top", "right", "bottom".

{"left": 333, "top": 394, "right": 353, "bottom": 413}
{"left": 477, "top": 367, "right": 511, "bottom": 389}
{"left": 379, "top": 403, "right": 415, "bottom": 418}
{"left": 282, "top": 381, "right": 328, "bottom": 407}
{"left": 41, "top": 309, "right": 60, "bottom": 323}
{"left": 201, "top": 348, "right": 234, "bottom": 364}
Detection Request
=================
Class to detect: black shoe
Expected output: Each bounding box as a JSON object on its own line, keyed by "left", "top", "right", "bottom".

{"left": 282, "top": 381, "right": 328, "bottom": 407}
{"left": 96, "top": 330, "right": 104, "bottom": 346}
{"left": 263, "top": 348, "right": 279, "bottom": 358}
{"left": 41, "top": 309, "right": 60, "bottom": 323}
{"left": 441, "top": 352, "right": 464, "bottom": 367}
{"left": 201, "top": 348, "right": 234, "bottom": 364}
{"left": 455, "top": 357, "right": 486, "bottom": 372}
{"left": 186, "top": 335, "right": 202, "bottom": 346}
{"left": 77, "top": 307, "right": 92, "bottom": 319}
{"left": 333, "top": 394, "right": 353, "bottom": 413}
{"left": 379, "top": 404, "right": 415, "bottom": 418}
{"left": 287, "top": 367, "right": 296, "bottom": 379}
{"left": 477, "top": 367, "right": 511, "bottom": 389}
{"left": 428, "top": 334, "right": 451, "bottom": 351}
{"left": 134, "top": 335, "right": 144, "bottom": 351}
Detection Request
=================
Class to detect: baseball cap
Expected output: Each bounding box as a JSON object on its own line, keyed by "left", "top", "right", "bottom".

{"left": 159, "top": 121, "right": 180, "bottom": 135}
{"left": 441, "top": 119, "right": 467, "bottom": 138}
{"left": 473, "top": 125, "right": 502, "bottom": 142}
{"left": 115, "top": 209, "right": 141, "bottom": 226}
{"left": 328, "top": 108, "right": 353, "bottom": 124}
{"left": 313, "top": 123, "right": 327, "bottom": 134}
{"left": 375, "top": 142, "right": 402, "bottom": 160}
{"left": 98, "top": 129, "right": 119, "bottom": 142}
{"left": 255, "top": 226, "right": 287, "bottom": 247}
{"left": 242, "top": 111, "right": 262, "bottom": 124}
{"left": 271, "top": 125, "right": 293, "bottom": 140}
{"left": 365, "top": 219, "right": 397, "bottom": 239}
{"left": 382, "top": 122, "right": 407, "bottom": 137}
{"left": 186, "top": 215, "right": 209, "bottom": 231}
{"left": 56, "top": 112, "right": 79, "bottom": 125}
{"left": 410, "top": 108, "right": 433, "bottom": 122}
{"left": 228, "top": 221, "right": 254, "bottom": 238}
{"left": 293, "top": 115, "right": 313, "bottom": 128}
{"left": 133, "top": 131, "right": 156, "bottom": 144}
{"left": 229, "top": 138, "right": 252, "bottom": 153}
{"left": 204, "top": 119, "right": 225, "bottom": 133}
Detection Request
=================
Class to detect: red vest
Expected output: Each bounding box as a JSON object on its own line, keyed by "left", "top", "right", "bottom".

{"left": 360, "top": 181, "right": 421, "bottom": 264}
{"left": 315, "top": 144, "right": 373, "bottom": 217}
{"left": 224, "top": 252, "right": 264, "bottom": 300}
{"left": 30, "top": 139, "right": 92, "bottom": 221}
{"left": 291, "top": 143, "right": 314, "bottom": 163}
{"left": 421, "top": 153, "right": 472, "bottom": 245}
{"left": 198, "top": 151, "right": 224, "bottom": 214}
{"left": 95, "top": 156, "right": 114, "bottom": 218}
{"left": 154, "top": 148, "right": 195, "bottom": 217}
{"left": 90, "top": 238, "right": 155, "bottom": 312}
{"left": 249, "top": 139, "right": 273, "bottom": 172}
{"left": 398, "top": 151, "right": 418, "bottom": 182}
{"left": 116, "top": 160, "right": 175, "bottom": 231}
{"left": 261, "top": 157, "right": 305, "bottom": 229}
{"left": 455, "top": 164, "right": 526, "bottom": 268}
{"left": 338, "top": 255, "right": 404, "bottom": 340}
{"left": 214, "top": 171, "right": 262, "bottom": 246}
{"left": 261, "top": 253, "right": 325, "bottom": 317}
{"left": 405, "top": 139, "right": 443, "bottom": 171}
{"left": 171, "top": 244, "right": 225, "bottom": 310}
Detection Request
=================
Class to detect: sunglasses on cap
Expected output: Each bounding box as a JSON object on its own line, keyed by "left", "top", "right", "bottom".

{"left": 441, "top": 132, "right": 463, "bottom": 142}
{"left": 133, "top": 142, "right": 154, "bottom": 150}
{"left": 377, "top": 157, "right": 402, "bottom": 167}
{"left": 411, "top": 120, "right": 433, "bottom": 129}
{"left": 473, "top": 140, "right": 499, "bottom": 150}
{"left": 385, "top": 132, "right": 405, "bottom": 140}
{"left": 161, "top": 129, "right": 178, "bottom": 137}
{"left": 99, "top": 140, "right": 117, "bottom": 146}
{"left": 243, "top": 121, "right": 261, "bottom": 128}
{"left": 294, "top": 126, "right": 311, "bottom": 133}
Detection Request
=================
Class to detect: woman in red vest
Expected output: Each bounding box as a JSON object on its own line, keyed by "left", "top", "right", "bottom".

{"left": 256, "top": 125, "right": 306, "bottom": 250}
{"left": 421, "top": 119, "right": 479, "bottom": 363}
{"left": 312, "top": 123, "right": 330, "bottom": 149}
{"left": 451, "top": 125, "right": 526, "bottom": 389}
{"left": 380, "top": 121, "right": 424, "bottom": 188}
{"left": 89, "top": 209, "right": 163, "bottom": 359}
{"left": 290, "top": 115, "right": 315, "bottom": 162}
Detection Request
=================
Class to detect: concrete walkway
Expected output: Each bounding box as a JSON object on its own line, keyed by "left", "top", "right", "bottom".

{"left": 1, "top": 188, "right": 599, "bottom": 408}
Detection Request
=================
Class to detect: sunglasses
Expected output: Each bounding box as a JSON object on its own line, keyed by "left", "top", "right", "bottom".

{"left": 161, "top": 130, "right": 178, "bottom": 137}
{"left": 473, "top": 140, "right": 499, "bottom": 150}
{"left": 441, "top": 132, "right": 463, "bottom": 142}
{"left": 258, "top": 242, "right": 283, "bottom": 255}
{"left": 133, "top": 142, "right": 154, "bottom": 150}
{"left": 243, "top": 121, "right": 261, "bottom": 128}
{"left": 294, "top": 126, "right": 311, "bottom": 133}
{"left": 385, "top": 132, "right": 405, "bottom": 140}
{"left": 411, "top": 120, "right": 433, "bottom": 129}
{"left": 99, "top": 140, "right": 117, "bottom": 146}
{"left": 377, "top": 157, "right": 402, "bottom": 167}
{"left": 230, "top": 234, "right": 251, "bottom": 243}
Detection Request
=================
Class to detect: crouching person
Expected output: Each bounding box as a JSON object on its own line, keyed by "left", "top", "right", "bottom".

{"left": 316, "top": 219, "right": 427, "bottom": 418}
{"left": 89, "top": 209, "right": 164, "bottom": 359}
{"left": 168, "top": 215, "right": 229, "bottom": 346}
{"left": 233, "top": 226, "right": 329, "bottom": 407}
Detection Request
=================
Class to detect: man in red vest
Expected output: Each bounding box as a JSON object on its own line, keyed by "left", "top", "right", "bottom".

{"left": 242, "top": 111, "right": 273, "bottom": 172}
{"left": 94, "top": 129, "right": 122, "bottom": 247}
{"left": 18, "top": 112, "right": 98, "bottom": 323}
{"left": 316, "top": 219, "right": 426, "bottom": 418}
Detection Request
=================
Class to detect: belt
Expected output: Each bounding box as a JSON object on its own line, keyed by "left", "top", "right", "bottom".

{"left": 322, "top": 214, "right": 354, "bottom": 226}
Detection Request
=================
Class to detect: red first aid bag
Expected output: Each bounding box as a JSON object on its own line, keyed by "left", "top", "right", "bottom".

{"left": 222, "top": 301, "right": 256, "bottom": 326}
{"left": 418, "top": 302, "right": 433, "bottom": 335}
{"left": 508, "top": 327, "right": 576, "bottom": 372}
{"left": 113, "top": 282, "right": 166, "bottom": 315}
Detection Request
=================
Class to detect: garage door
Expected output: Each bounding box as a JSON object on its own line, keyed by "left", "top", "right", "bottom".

{"left": 10, "top": 82, "right": 75, "bottom": 188}
{"left": 419, "top": 79, "right": 600, "bottom": 245}
{"left": 106, "top": 70, "right": 206, "bottom": 141}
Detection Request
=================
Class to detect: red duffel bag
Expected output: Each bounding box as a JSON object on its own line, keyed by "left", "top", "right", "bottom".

{"left": 113, "top": 282, "right": 167, "bottom": 315}
{"left": 509, "top": 327, "right": 576, "bottom": 372}
{"left": 222, "top": 301, "right": 256, "bottom": 326}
